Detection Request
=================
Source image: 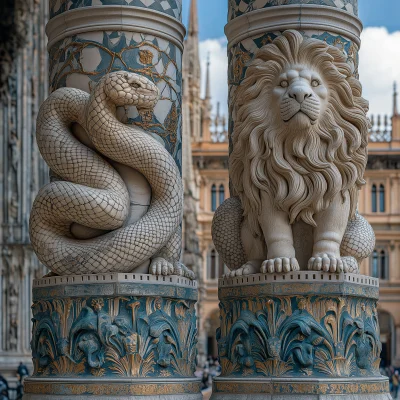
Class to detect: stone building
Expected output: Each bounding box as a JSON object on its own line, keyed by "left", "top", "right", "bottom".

{"left": 0, "top": 0, "right": 48, "bottom": 379}
{"left": 182, "top": 0, "right": 230, "bottom": 359}
{"left": 358, "top": 83, "right": 400, "bottom": 368}
{"left": 182, "top": 0, "right": 400, "bottom": 364}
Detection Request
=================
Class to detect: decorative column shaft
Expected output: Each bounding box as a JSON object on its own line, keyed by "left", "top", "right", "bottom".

{"left": 210, "top": 1, "right": 391, "bottom": 398}
{"left": 24, "top": 1, "right": 201, "bottom": 399}
{"left": 47, "top": 0, "right": 185, "bottom": 169}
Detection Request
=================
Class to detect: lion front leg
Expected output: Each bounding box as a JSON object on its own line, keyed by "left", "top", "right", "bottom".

{"left": 308, "top": 192, "right": 358, "bottom": 273}
{"left": 259, "top": 192, "right": 300, "bottom": 273}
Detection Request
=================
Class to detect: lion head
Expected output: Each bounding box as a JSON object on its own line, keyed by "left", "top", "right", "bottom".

{"left": 230, "top": 30, "right": 369, "bottom": 236}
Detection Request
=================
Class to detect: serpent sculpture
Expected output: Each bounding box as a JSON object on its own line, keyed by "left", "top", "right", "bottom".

{"left": 30, "top": 71, "right": 193, "bottom": 278}
{"left": 212, "top": 31, "right": 375, "bottom": 277}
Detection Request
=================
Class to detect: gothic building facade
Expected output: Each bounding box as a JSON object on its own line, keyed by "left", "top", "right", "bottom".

{"left": 182, "top": 0, "right": 400, "bottom": 366}
{"left": 0, "top": 0, "right": 48, "bottom": 379}
{"left": 182, "top": 0, "right": 230, "bottom": 359}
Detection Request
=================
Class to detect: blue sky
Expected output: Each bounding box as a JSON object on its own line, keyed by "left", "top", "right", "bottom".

{"left": 182, "top": 0, "right": 400, "bottom": 41}
{"left": 181, "top": 0, "right": 400, "bottom": 118}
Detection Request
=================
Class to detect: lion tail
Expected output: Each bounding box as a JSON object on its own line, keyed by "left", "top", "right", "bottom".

{"left": 341, "top": 211, "right": 375, "bottom": 263}
{"left": 212, "top": 197, "right": 247, "bottom": 271}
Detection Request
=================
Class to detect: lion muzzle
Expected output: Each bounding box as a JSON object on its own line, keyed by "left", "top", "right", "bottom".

{"left": 281, "top": 83, "right": 320, "bottom": 123}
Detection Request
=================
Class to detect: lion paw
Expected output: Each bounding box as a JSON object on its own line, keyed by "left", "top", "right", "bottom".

{"left": 150, "top": 257, "right": 174, "bottom": 276}
{"left": 224, "top": 261, "right": 261, "bottom": 278}
{"left": 261, "top": 258, "right": 300, "bottom": 273}
{"left": 150, "top": 259, "right": 196, "bottom": 280}
{"left": 174, "top": 262, "right": 196, "bottom": 280}
{"left": 307, "top": 254, "right": 359, "bottom": 273}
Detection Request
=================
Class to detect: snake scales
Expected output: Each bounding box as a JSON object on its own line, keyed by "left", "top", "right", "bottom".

{"left": 30, "top": 71, "right": 193, "bottom": 278}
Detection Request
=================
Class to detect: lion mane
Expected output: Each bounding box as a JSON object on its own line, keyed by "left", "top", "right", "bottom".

{"left": 230, "top": 30, "right": 370, "bottom": 237}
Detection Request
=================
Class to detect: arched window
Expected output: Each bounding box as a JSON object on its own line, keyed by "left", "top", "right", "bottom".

{"left": 219, "top": 184, "right": 225, "bottom": 205}
{"left": 371, "top": 248, "right": 389, "bottom": 280}
{"left": 372, "top": 250, "right": 379, "bottom": 278}
{"left": 211, "top": 184, "right": 217, "bottom": 211}
{"left": 372, "top": 184, "right": 377, "bottom": 212}
{"left": 380, "top": 250, "right": 389, "bottom": 280}
{"left": 379, "top": 184, "right": 385, "bottom": 212}
{"left": 209, "top": 249, "right": 217, "bottom": 279}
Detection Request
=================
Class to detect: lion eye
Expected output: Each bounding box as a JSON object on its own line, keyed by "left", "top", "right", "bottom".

{"left": 311, "top": 80, "right": 320, "bottom": 87}
{"left": 280, "top": 80, "right": 289, "bottom": 88}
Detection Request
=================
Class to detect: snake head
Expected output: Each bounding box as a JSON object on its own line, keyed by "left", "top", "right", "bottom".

{"left": 104, "top": 71, "right": 159, "bottom": 109}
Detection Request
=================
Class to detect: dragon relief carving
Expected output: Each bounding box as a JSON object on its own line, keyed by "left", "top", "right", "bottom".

{"left": 212, "top": 30, "right": 375, "bottom": 277}
{"left": 29, "top": 71, "right": 194, "bottom": 278}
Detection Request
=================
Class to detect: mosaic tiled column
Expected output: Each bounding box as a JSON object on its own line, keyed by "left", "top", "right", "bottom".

{"left": 47, "top": 0, "right": 184, "bottom": 169}
{"left": 210, "top": 1, "right": 392, "bottom": 399}
{"left": 24, "top": 1, "right": 202, "bottom": 399}
{"left": 226, "top": 0, "right": 362, "bottom": 150}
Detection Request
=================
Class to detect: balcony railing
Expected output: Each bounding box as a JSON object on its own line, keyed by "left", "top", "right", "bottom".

{"left": 369, "top": 114, "right": 392, "bottom": 142}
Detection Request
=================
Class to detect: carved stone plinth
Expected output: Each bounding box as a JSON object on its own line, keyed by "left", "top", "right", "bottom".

{"left": 23, "top": 274, "right": 202, "bottom": 399}
{"left": 211, "top": 272, "right": 391, "bottom": 399}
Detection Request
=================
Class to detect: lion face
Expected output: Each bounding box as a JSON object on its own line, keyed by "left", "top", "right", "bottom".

{"left": 230, "top": 30, "right": 370, "bottom": 236}
{"left": 273, "top": 66, "right": 328, "bottom": 129}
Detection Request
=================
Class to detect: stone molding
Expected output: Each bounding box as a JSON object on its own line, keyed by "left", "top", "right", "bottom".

{"left": 219, "top": 272, "right": 379, "bottom": 288}
{"left": 24, "top": 377, "right": 202, "bottom": 396}
{"left": 32, "top": 274, "right": 198, "bottom": 301}
{"left": 33, "top": 273, "right": 197, "bottom": 288}
{"left": 225, "top": 5, "right": 363, "bottom": 49}
{"left": 212, "top": 376, "right": 389, "bottom": 396}
{"left": 46, "top": 6, "right": 186, "bottom": 51}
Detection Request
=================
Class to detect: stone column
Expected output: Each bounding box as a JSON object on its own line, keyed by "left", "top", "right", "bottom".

{"left": 47, "top": 0, "right": 184, "bottom": 169}
{"left": 210, "top": 1, "right": 391, "bottom": 399}
{"left": 24, "top": 1, "right": 202, "bottom": 399}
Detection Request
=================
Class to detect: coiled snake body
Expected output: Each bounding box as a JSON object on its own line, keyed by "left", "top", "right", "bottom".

{"left": 30, "top": 72, "right": 191, "bottom": 277}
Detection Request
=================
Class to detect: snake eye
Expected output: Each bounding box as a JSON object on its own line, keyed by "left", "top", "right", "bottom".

{"left": 280, "top": 80, "right": 289, "bottom": 88}
{"left": 130, "top": 82, "right": 140, "bottom": 89}
{"left": 311, "top": 80, "right": 320, "bottom": 87}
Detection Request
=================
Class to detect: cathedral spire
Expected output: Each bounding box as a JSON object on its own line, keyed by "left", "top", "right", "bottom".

{"left": 394, "top": 81, "right": 398, "bottom": 116}
{"left": 188, "top": 0, "right": 199, "bottom": 36}
{"left": 205, "top": 53, "right": 211, "bottom": 100}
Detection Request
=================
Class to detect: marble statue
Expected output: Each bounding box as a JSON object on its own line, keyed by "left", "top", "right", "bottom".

{"left": 212, "top": 30, "right": 375, "bottom": 277}
{"left": 30, "top": 71, "right": 193, "bottom": 279}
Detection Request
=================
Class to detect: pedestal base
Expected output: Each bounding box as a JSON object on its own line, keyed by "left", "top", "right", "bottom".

{"left": 214, "top": 272, "right": 391, "bottom": 399}
{"left": 24, "top": 273, "right": 201, "bottom": 399}
{"left": 23, "top": 377, "right": 202, "bottom": 399}
{"left": 211, "top": 377, "right": 391, "bottom": 399}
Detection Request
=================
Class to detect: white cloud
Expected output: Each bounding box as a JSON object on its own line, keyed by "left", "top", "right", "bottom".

{"left": 200, "top": 28, "right": 400, "bottom": 120}
{"left": 199, "top": 37, "right": 229, "bottom": 119}
{"left": 359, "top": 27, "right": 400, "bottom": 117}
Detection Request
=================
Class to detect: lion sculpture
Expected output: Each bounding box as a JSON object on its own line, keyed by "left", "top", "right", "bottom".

{"left": 212, "top": 30, "right": 375, "bottom": 276}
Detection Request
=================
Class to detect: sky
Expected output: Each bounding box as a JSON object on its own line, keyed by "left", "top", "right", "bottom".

{"left": 181, "top": 0, "right": 400, "bottom": 120}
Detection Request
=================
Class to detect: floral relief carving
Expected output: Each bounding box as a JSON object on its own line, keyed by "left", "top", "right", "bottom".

{"left": 217, "top": 295, "right": 381, "bottom": 379}
{"left": 31, "top": 295, "right": 197, "bottom": 378}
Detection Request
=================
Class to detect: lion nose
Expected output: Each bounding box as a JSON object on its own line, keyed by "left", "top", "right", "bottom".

{"left": 288, "top": 86, "right": 312, "bottom": 103}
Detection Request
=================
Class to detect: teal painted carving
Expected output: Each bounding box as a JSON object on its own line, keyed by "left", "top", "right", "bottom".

{"left": 50, "top": 0, "right": 182, "bottom": 19}
{"left": 217, "top": 295, "right": 381, "bottom": 378}
{"left": 31, "top": 293, "right": 197, "bottom": 378}
{"left": 228, "top": 0, "right": 358, "bottom": 20}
